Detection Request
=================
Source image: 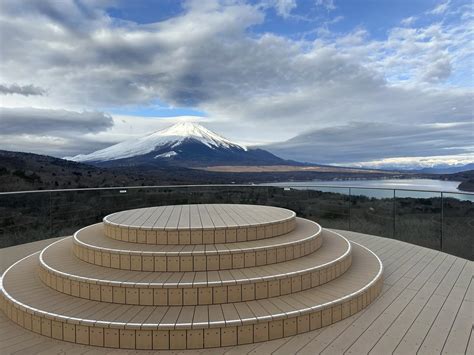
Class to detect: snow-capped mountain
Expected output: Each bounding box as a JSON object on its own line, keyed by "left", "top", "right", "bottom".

{"left": 66, "top": 121, "right": 293, "bottom": 167}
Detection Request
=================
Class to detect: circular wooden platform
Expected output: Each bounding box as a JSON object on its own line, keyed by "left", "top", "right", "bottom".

{"left": 1, "top": 243, "right": 381, "bottom": 349}
{"left": 103, "top": 204, "right": 296, "bottom": 244}
{"left": 0, "top": 203, "right": 383, "bottom": 350}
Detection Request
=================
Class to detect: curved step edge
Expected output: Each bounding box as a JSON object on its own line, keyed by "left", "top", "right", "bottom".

{"left": 0, "top": 241, "right": 383, "bottom": 350}
{"left": 38, "top": 232, "right": 352, "bottom": 306}
{"left": 72, "top": 220, "right": 322, "bottom": 272}
{"left": 104, "top": 206, "right": 297, "bottom": 245}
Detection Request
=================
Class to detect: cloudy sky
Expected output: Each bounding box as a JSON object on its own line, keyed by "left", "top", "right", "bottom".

{"left": 0, "top": 0, "right": 472, "bottom": 168}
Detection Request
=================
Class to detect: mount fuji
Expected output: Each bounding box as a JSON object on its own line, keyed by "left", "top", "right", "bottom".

{"left": 66, "top": 121, "right": 296, "bottom": 168}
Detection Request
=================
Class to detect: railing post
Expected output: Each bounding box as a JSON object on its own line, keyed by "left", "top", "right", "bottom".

{"left": 440, "top": 192, "right": 444, "bottom": 252}
{"left": 49, "top": 191, "right": 52, "bottom": 239}
{"left": 348, "top": 187, "right": 352, "bottom": 231}
{"left": 392, "top": 189, "right": 396, "bottom": 239}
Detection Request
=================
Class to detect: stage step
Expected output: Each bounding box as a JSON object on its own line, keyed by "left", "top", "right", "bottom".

{"left": 1, "top": 242, "right": 382, "bottom": 350}
{"left": 39, "top": 230, "right": 351, "bottom": 305}
{"left": 73, "top": 218, "right": 322, "bottom": 272}
{"left": 1, "top": 204, "right": 383, "bottom": 350}
{"left": 104, "top": 204, "right": 296, "bottom": 244}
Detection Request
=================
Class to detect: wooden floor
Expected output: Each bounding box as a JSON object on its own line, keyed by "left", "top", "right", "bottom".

{"left": 1, "top": 230, "right": 472, "bottom": 355}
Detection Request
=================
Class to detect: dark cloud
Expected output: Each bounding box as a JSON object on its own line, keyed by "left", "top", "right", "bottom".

{"left": 265, "top": 121, "right": 473, "bottom": 164}
{"left": 0, "top": 83, "right": 46, "bottom": 96}
{"left": 0, "top": 134, "right": 115, "bottom": 157}
{"left": 0, "top": 107, "right": 115, "bottom": 157}
{"left": 0, "top": 0, "right": 106, "bottom": 34}
{"left": 0, "top": 107, "right": 113, "bottom": 135}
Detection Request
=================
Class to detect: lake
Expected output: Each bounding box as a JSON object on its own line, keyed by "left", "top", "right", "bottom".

{"left": 260, "top": 178, "right": 474, "bottom": 201}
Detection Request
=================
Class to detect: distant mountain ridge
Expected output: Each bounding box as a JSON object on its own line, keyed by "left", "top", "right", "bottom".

{"left": 412, "top": 163, "right": 474, "bottom": 174}
{"left": 1, "top": 149, "right": 420, "bottom": 192}
{"left": 367, "top": 163, "right": 474, "bottom": 174}
{"left": 67, "top": 122, "right": 297, "bottom": 168}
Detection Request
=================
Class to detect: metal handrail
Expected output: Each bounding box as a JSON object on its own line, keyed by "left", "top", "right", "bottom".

{"left": 0, "top": 183, "right": 472, "bottom": 195}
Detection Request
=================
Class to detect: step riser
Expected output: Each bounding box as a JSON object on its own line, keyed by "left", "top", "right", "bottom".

{"left": 72, "top": 233, "right": 322, "bottom": 272}
{"left": 0, "top": 276, "right": 383, "bottom": 350}
{"left": 38, "top": 254, "right": 352, "bottom": 306}
{"left": 104, "top": 218, "right": 296, "bottom": 245}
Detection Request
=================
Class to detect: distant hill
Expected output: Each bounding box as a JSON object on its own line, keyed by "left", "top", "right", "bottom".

{"left": 0, "top": 150, "right": 414, "bottom": 192}
{"left": 0, "top": 150, "right": 247, "bottom": 192}
{"left": 412, "top": 163, "right": 474, "bottom": 174}
{"left": 0, "top": 150, "right": 140, "bottom": 192}
{"left": 440, "top": 169, "right": 474, "bottom": 192}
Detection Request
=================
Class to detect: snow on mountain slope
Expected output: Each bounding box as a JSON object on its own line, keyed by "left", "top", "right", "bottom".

{"left": 155, "top": 151, "right": 178, "bottom": 159}
{"left": 66, "top": 122, "right": 247, "bottom": 162}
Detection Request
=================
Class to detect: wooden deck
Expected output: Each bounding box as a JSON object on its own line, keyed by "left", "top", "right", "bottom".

{"left": 1, "top": 230, "right": 472, "bottom": 354}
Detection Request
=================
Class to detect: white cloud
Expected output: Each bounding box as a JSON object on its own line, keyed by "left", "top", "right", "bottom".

{"left": 315, "top": 0, "right": 336, "bottom": 11}
{"left": 271, "top": 0, "right": 297, "bottom": 18}
{"left": 429, "top": 0, "right": 451, "bottom": 15}
{"left": 0, "top": 0, "right": 472, "bottom": 165}
{"left": 331, "top": 19, "right": 473, "bottom": 86}
{"left": 344, "top": 154, "right": 474, "bottom": 170}
{"left": 400, "top": 16, "right": 417, "bottom": 26}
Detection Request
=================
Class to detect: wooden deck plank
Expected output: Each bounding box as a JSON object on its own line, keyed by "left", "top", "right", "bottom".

{"left": 366, "top": 253, "right": 449, "bottom": 354}
{"left": 178, "top": 205, "right": 190, "bottom": 229}
{"left": 466, "top": 327, "right": 473, "bottom": 355}
{"left": 315, "top": 245, "right": 436, "bottom": 354}
{"left": 441, "top": 298, "right": 473, "bottom": 355}
{"left": 153, "top": 205, "right": 174, "bottom": 228}
{"left": 190, "top": 204, "right": 203, "bottom": 230}
{"left": 318, "top": 254, "right": 448, "bottom": 351}
{"left": 347, "top": 255, "right": 448, "bottom": 354}
{"left": 165, "top": 205, "right": 182, "bottom": 230}
{"left": 392, "top": 258, "right": 467, "bottom": 354}
{"left": 417, "top": 260, "right": 471, "bottom": 354}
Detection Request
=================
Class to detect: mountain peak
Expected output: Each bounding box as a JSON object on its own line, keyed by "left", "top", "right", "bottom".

{"left": 145, "top": 120, "right": 247, "bottom": 151}
{"left": 154, "top": 121, "right": 240, "bottom": 144}
{"left": 160, "top": 121, "right": 209, "bottom": 136}
{"left": 66, "top": 121, "right": 248, "bottom": 163}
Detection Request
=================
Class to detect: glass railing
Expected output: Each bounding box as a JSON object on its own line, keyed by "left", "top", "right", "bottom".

{"left": 0, "top": 184, "right": 472, "bottom": 260}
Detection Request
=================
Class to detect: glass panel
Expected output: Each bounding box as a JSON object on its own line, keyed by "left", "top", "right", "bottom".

{"left": 275, "top": 186, "right": 350, "bottom": 230}
{"left": 50, "top": 186, "right": 206, "bottom": 238}
{"left": 184, "top": 185, "right": 270, "bottom": 205}
{"left": 0, "top": 191, "right": 50, "bottom": 247}
{"left": 442, "top": 193, "right": 474, "bottom": 260}
{"left": 0, "top": 186, "right": 472, "bottom": 261}
{"left": 50, "top": 189, "right": 105, "bottom": 238}
{"left": 350, "top": 188, "right": 394, "bottom": 238}
{"left": 394, "top": 190, "right": 442, "bottom": 250}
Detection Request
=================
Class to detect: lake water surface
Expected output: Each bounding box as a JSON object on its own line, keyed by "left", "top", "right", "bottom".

{"left": 261, "top": 179, "right": 474, "bottom": 200}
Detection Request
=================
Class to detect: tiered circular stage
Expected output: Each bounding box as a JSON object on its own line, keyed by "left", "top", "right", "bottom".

{"left": 0, "top": 204, "right": 383, "bottom": 350}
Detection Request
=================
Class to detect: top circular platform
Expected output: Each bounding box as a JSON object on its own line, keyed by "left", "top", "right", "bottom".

{"left": 103, "top": 204, "right": 296, "bottom": 244}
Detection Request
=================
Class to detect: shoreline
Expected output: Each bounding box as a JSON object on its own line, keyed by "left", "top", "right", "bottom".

{"left": 259, "top": 177, "right": 473, "bottom": 194}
